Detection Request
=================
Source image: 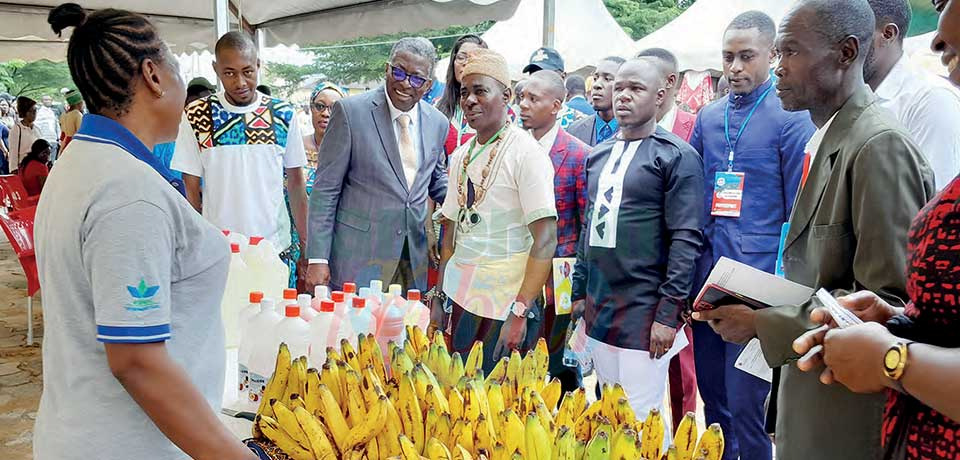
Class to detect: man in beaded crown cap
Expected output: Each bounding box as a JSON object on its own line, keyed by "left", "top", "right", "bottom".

{"left": 436, "top": 48, "right": 558, "bottom": 375}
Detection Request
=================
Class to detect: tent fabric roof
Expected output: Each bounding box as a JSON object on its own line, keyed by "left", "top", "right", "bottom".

{"left": 0, "top": 0, "right": 519, "bottom": 62}
{"left": 470, "top": 0, "right": 636, "bottom": 79}
{"left": 633, "top": 0, "right": 794, "bottom": 72}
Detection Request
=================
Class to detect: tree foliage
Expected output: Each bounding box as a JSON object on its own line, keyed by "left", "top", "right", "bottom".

{"left": 604, "top": 0, "right": 695, "bottom": 41}
{"left": 0, "top": 59, "right": 74, "bottom": 99}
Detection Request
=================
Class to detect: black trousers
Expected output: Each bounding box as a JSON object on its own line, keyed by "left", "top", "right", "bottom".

{"left": 449, "top": 301, "right": 539, "bottom": 377}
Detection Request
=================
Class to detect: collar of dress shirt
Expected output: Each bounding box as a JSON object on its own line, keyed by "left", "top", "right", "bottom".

{"left": 658, "top": 104, "right": 679, "bottom": 132}
{"left": 805, "top": 111, "right": 839, "bottom": 161}
{"left": 385, "top": 89, "right": 420, "bottom": 128}
{"left": 874, "top": 53, "right": 911, "bottom": 103}
{"left": 533, "top": 120, "right": 561, "bottom": 152}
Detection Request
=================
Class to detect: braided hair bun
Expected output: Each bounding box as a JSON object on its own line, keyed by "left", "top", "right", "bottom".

{"left": 48, "top": 3, "right": 87, "bottom": 37}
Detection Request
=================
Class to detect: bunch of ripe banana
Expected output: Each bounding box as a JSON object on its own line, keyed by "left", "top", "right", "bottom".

{"left": 250, "top": 325, "right": 724, "bottom": 460}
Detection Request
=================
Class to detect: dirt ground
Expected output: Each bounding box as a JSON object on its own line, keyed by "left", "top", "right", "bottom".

{"left": 0, "top": 239, "right": 42, "bottom": 459}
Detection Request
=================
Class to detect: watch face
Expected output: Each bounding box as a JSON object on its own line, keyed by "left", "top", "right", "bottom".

{"left": 884, "top": 348, "right": 902, "bottom": 371}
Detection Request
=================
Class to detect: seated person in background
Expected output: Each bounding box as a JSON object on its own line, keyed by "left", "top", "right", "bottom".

{"left": 19, "top": 139, "right": 51, "bottom": 196}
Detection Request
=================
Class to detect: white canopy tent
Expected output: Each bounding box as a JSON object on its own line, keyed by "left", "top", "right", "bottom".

{"left": 435, "top": 0, "right": 636, "bottom": 80}
{"left": 633, "top": 0, "right": 795, "bottom": 72}
{"left": 0, "top": 0, "right": 520, "bottom": 62}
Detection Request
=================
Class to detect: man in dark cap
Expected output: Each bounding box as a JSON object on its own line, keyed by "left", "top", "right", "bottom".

{"left": 522, "top": 47, "right": 587, "bottom": 128}
{"left": 693, "top": 1, "right": 935, "bottom": 458}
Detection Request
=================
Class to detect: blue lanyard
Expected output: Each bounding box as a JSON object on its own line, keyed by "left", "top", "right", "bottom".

{"left": 723, "top": 85, "right": 773, "bottom": 171}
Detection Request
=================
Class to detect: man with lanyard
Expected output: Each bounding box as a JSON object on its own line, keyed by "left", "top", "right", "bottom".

{"left": 437, "top": 49, "right": 558, "bottom": 376}
{"left": 568, "top": 56, "right": 625, "bottom": 147}
{"left": 687, "top": 11, "right": 814, "bottom": 460}
{"left": 571, "top": 57, "right": 704, "bottom": 420}
{"left": 519, "top": 70, "right": 590, "bottom": 393}
{"left": 173, "top": 31, "right": 308, "bottom": 285}
{"left": 522, "top": 47, "right": 587, "bottom": 129}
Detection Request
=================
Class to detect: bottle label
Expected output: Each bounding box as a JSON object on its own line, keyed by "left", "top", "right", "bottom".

{"left": 238, "top": 363, "right": 250, "bottom": 393}
{"left": 248, "top": 371, "right": 268, "bottom": 404}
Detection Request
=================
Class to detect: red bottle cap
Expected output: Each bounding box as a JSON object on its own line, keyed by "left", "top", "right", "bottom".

{"left": 230, "top": 243, "right": 240, "bottom": 253}
{"left": 285, "top": 305, "right": 299, "bottom": 317}
{"left": 331, "top": 291, "right": 345, "bottom": 302}
{"left": 352, "top": 297, "right": 366, "bottom": 308}
{"left": 222, "top": 230, "right": 231, "bottom": 237}
{"left": 343, "top": 282, "right": 357, "bottom": 294}
{"left": 249, "top": 291, "right": 264, "bottom": 303}
{"left": 283, "top": 288, "right": 298, "bottom": 300}
{"left": 249, "top": 236, "right": 264, "bottom": 245}
{"left": 407, "top": 290, "right": 421, "bottom": 302}
{"left": 320, "top": 300, "right": 335, "bottom": 312}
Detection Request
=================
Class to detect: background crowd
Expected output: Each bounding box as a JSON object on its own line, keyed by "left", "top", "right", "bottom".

{"left": 8, "top": 0, "right": 960, "bottom": 459}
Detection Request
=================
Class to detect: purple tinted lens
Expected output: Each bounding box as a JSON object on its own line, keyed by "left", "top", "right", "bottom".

{"left": 391, "top": 66, "right": 407, "bottom": 82}
{"left": 408, "top": 75, "right": 427, "bottom": 89}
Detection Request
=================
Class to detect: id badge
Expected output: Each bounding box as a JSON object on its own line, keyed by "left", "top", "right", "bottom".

{"left": 711, "top": 171, "right": 745, "bottom": 217}
{"left": 552, "top": 257, "right": 576, "bottom": 315}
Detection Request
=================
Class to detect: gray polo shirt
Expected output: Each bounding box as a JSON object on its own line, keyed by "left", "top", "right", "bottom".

{"left": 33, "top": 118, "right": 229, "bottom": 459}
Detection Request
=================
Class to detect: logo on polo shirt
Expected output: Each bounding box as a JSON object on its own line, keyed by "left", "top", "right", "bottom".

{"left": 126, "top": 278, "right": 161, "bottom": 312}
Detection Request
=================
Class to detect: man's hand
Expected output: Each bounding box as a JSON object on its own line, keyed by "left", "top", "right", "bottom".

{"left": 835, "top": 290, "right": 899, "bottom": 324}
{"left": 305, "top": 263, "right": 331, "bottom": 294}
{"left": 571, "top": 299, "right": 586, "bottom": 322}
{"left": 494, "top": 314, "right": 528, "bottom": 361}
{"left": 428, "top": 296, "right": 448, "bottom": 336}
{"left": 649, "top": 321, "right": 677, "bottom": 359}
{"left": 427, "top": 226, "right": 440, "bottom": 268}
{"left": 691, "top": 304, "right": 757, "bottom": 344}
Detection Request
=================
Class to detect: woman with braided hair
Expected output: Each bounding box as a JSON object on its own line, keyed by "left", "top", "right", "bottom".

{"left": 33, "top": 4, "right": 257, "bottom": 459}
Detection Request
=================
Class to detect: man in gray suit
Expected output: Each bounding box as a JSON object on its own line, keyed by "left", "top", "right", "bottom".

{"left": 692, "top": 0, "right": 934, "bottom": 459}
{"left": 306, "top": 38, "right": 449, "bottom": 293}
{"left": 567, "top": 56, "right": 625, "bottom": 147}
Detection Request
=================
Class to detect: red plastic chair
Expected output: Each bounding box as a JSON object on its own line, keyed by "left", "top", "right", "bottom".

{"left": 0, "top": 208, "right": 39, "bottom": 345}
{"left": 0, "top": 175, "right": 40, "bottom": 213}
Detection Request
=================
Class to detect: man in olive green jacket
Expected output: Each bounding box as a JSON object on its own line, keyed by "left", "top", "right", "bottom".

{"left": 692, "top": 1, "right": 935, "bottom": 459}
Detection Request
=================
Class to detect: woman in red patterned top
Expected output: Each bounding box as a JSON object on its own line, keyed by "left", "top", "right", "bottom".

{"left": 18, "top": 139, "right": 51, "bottom": 196}
{"left": 793, "top": 174, "right": 960, "bottom": 459}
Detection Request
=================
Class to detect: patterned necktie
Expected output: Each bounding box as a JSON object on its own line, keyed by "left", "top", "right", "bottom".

{"left": 397, "top": 114, "right": 417, "bottom": 188}
{"left": 599, "top": 123, "right": 613, "bottom": 143}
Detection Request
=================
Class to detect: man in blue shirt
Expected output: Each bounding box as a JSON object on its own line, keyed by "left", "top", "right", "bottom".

{"left": 564, "top": 75, "right": 595, "bottom": 116}
{"left": 688, "top": 11, "right": 814, "bottom": 460}
{"left": 567, "top": 56, "right": 625, "bottom": 146}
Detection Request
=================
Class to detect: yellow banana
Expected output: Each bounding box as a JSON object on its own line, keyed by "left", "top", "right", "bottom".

{"left": 293, "top": 405, "right": 337, "bottom": 459}
{"left": 304, "top": 368, "right": 321, "bottom": 414}
{"left": 465, "top": 341, "right": 484, "bottom": 377}
{"left": 258, "top": 342, "right": 291, "bottom": 418}
{"left": 462, "top": 381, "right": 483, "bottom": 423}
{"left": 541, "top": 377, "right": 562, "bottom": 410}
{"left": 366, "top": 334, "right": 389, "bottom": 384}
{"left": 613, "top": 397, "right": 637, "bottom": 429}
{"left": 505, "top": 350, "right": 522, "bottom": 382}
{"left": 398, "top": 373, "right": 425, "bottom": 454}
{"left": 485, "top": 382, "right": 506, "bottom": 431}
{"left": 335, "top": 360, "right": 352, "bottom": 406}
{"left": 640, "top": 408, "right": 665, "bottom": 460}
{"left": 379, "top": 396, "right": 403, "bottom": 457}
{"left": 344, "top": 394, "right": 388, "bottom": 452}
{"left": 258, "top": 414, "right": 314, "bottom": 460}
{"left": 345, "top": 380, "right": 367, "bottom": 426}
{"left": 361, "top": 366, "right": 385, "bottom": 408}
{"left": 450, "top": 417, "right": 473, "bottom": 453}
{"left": 398, "top": 433, "right": 421, "bottom": 460}
{"left": 282, "top": 356, "right": 308, "bottom": 403}
{"left": 320, "top": 359, "right": 342, "bottom": 406}
{"left": 573, "top": 399, "right": 602, "bottom": 442}
{"left": 485, "top": 354, "right": 508, "bottom": 385}
{"left": 271, "top": 401, "right": 311, "bottom": 453}
{"left": 426, "top": 437, "right": 453, "bottom": 460}
{"left": 314, "top": 383, "right": 350, "bottom": 454}
{"left": 325, "top": 346, "right": 341, "bottom": 363}
{"left": 437, "top": 412, "right": 455, "bottom": 448}
{"left": 666, "top": 445, "right": 680, "bottom": 460}
{"left": 448, "top": 387, "right": 465, "bottom": 422}
{"left": 674, "top": 411, "right": 699, "bottom": 460}
{"left": 609, "top": 427, "right": 641, "bottom": 460}
{"left": 449, "top": 351, "right": 466, "bottom": 387}
{"left": 525, "top": 412, "right": 551, "bottom": 460}
{"left": 584, "top": 430, "right": 610, "bottom": 460}
{"left": 502, "top": 409, "right": 526, "bottom": 457}
{"left": 424, "top": 383, "right": 451, "bottom": 414}
{"left": 532, "top": 337, "right": 550, "bottom": 386}
{"left": 474, "top": 413, "right": 498, "bottom": 455}
{"left": 695, "top": 423, "right": 725, "bottom": 460}
{"left": 451, "top": 444, "right": 475, "bottom": 460}
{"left": 424, "top": 406, "right": 441, "bottom": 445}
{"left": 553, "top": 425, "right": 579, "bottom": 460}
{"left": 289, "top": 393, "right": 306, "bottom": 411}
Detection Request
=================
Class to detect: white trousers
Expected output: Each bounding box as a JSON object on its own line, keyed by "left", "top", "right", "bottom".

{"left": 586, "top": 328, "right": 689, "bottom": 447}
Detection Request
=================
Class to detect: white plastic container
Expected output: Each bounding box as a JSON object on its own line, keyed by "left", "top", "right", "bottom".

{"left": 309, "top": 299, "right": 336, "bottom": 367}
{"left": 298, "top": 294, "right": 316, "bottom": 322}
{"left": 369, "top": 280, "right": 385, "bottom": 303}
{"left": 386, "top": 284, "right": 404, "bottom": 309}
{"left": 241, "top": 298, "right": 281, "bottom": 407}
{"left": 360, "top": 287, "right": 384, "bottom": 330}
{"left": 245, "top": 235, "right": 290, "bottom": 302}
{"left": 403, "top": 289, "right": 430, "bottom": 331}
{"left": 377, "top": 298, "right": 406, "bottom": 365}
{"left": 274, "top": 298, "right": 311, "bottom": 360}
{"left": 221, "top": 243, "right": 251, "bottom": 349}
{"left": 330, "top": 291, "right": 353, "bottom": 347}
{"left": 238, "top": 291, "right": 264, "bottom": 346}
{"left": 346, "top": 296, "right": 374, "bottom": 347}
{"left": 311, "top": 285, "right": 330, "bottom": 312}
{"left": 343, "top": 282, "right": 357, "bottom": 308}
{"left": 222, "top": 230, "right": 249, "bottom": 254}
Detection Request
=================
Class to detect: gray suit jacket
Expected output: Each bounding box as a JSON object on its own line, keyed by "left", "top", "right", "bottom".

{"left": 307, "top": 86, "right": 448, "bottom": 290}
{"left": 567, "top": 114, "right": 598, "bottom": 146}
{"left": 754, "top": 86, "right": 935, "bottom": 460}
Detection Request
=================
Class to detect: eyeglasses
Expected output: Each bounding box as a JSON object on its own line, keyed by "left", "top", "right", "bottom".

{"left": 454, "top": 52, "right": 471, "bottom": 63}
{"left": 311, "top": 102, "right": 331, "bottom": 113}
{"left": 390, "top": 65, "right": 429, "bottom": 89}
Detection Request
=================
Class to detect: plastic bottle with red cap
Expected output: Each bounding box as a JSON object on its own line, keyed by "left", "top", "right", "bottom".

{"left": 377, "top": 292, "right": 406, "bottom": 365}
{"left": 221, "top": 242, "right": 251, "bottom": 349}
{"left": 298, "top": 293, "right": 316, "bottom": 322}
{"left": 240, "top": 297, "right": 280, "bottom": 406}
{"left": 273, "top": 288, "right": 311, "bottom": 359}
{"left": 238, "top": 291, "right": 264, "bottom": 346}
{"left": 346, "top": 295, "right": 374, "bottom": 347}
{"left": 309, "top": 299, "right": 336, "bottom": 366}
{"left": 403, "top": 289, "right": 430, "bottom": 331}
{"left": 243, "top": 235, "right": 289, "bottom": 302}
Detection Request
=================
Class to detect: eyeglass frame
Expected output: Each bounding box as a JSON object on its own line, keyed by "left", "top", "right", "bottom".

{"left": 311, "top": 102, "right": 332, "bottom": 113}
{"left": 388, "top": 64, "right": 431, "bottom": 89}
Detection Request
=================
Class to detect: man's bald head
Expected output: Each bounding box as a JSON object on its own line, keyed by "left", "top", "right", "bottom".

{"left": 793, "top": 0, "right": 875, "bottom": 60}
{"left": 528, "top": 70, "right": 566, "bottom": 101}
{"left": 215, "top": 31, "right": 257, "bottom": 59}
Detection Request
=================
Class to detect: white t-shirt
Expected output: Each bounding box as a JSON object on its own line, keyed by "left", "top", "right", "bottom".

{"left": 172, "top": 92, "right": 307, "bottom": 249}
{"left": 8, "top": 122, "right": 39, "bottom": 172}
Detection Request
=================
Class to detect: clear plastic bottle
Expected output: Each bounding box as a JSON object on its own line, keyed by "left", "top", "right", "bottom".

{"left": 309, "top": 300, "right": 336, "bottom": 367}
{"left": 242, "top": 298, "right": 281, "bottom": 407}
{"left": 343, "top": 282, "right": 357, "bottom": 305}
{"left": 360, "top": 287, "right": 384, "bottom": 330}
{"left": 369, "top": 280, "right": 385, "bottom": 303}
{"left": 377, "top": 297, "right": 406, "bottom": 366}
{"left": 403, "top": 289, "right": 430, "bottom": 331}
{"left": 238, "top": 291, "right": 264, "bottom": 347}
{"left": 385, "top": 284, "right": 404, "bottom": 311}
{"left": 346, "top": 296, "right": 374, "bottom": 347}
{"left": 274, "top": 299, "right": 311, "bottom": 360}
{"left": 221, "top": 243, "right": 251, "bottom": 349}
{"left": 298, "top": 294, "right": 316, "bottom": 322}
{"left": 330, "top": 291, "right": 352, "bottom": 347}
{"left": 245, "top": 235, "right": 290, "bottom": 302}
{"left": 311, "top": 285, "right": 330, "bottom": 312}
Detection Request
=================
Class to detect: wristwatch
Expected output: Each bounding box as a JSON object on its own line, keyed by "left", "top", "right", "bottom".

{"left": 509, "top": 300, "right": 529, "bottom": 318}
{"left": 883, "top": 341, "right": 912, "bottom": 381}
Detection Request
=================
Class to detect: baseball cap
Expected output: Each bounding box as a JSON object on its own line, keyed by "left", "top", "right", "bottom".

{"left": 522, "top": 47, "right": 565, "bottom": 74}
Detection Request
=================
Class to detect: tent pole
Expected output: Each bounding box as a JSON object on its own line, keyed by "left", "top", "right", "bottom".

{"left": 214, "top": 0, "right": 230, "bottom": 39}
{"left": 542, "top": 0, "right": 556, "bottom": 48}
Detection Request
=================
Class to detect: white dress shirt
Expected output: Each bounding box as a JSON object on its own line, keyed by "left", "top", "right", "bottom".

{"left": 805, "top": 112, "right": 838, "bottom": 162}
{"left": 532, "top": 121, "right": 561, "bottom": 153}
{"left": 875, "top": 54, "right": 960, "bottom": 189}
{"left": 658, "top": 104, "right": 679, "bottom": 133}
